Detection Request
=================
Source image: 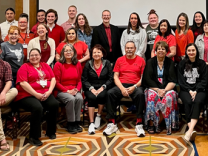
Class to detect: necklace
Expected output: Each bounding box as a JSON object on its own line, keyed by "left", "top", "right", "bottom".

{"left": 94, "top": 62, "right": 102, "bottom": 69}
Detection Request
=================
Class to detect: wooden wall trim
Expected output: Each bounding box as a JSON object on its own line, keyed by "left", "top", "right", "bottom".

{"left": 15, "top": 0, "right": 23, "bottom": 21}
{"left": 29, "top": 0, "right": 37, "bottom": 29}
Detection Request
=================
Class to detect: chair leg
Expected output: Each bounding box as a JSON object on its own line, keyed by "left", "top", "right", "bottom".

{"left": 4, "top": 116, "right": 8, "bottom": 133}
{"left": 12, "top": 112, "right": 17, "bottom": 140}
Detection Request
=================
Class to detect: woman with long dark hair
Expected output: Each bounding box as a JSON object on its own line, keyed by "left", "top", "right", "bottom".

{"left": 178, "top": 43, "right": 207, "bottom": 142}
{"left": 151, "top": 19, "right": 176, "bottom": 60}
{"left": 120, "top": 12, "right": 147, "bottom": 59}
{"left": 191, "top": 11, "right": 205, "bottom": 40}
{"left": 75, "top": 13, "right": 93, "bottom": 49}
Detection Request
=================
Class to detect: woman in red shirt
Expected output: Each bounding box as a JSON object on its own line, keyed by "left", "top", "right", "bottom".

{"left": 53, "top": 44, "right": 83, "bottom": 134}
{"left": 55, "top": 27, "right": 90, "bottom": 68}
{"left": 151, "top": 19, "right": 176, "bottom": 60}
{"left": 175, "top": 13, "right": 194, "bottom": 62}
{"left": 15, "top": 48, "right": 59, "bottom": 146}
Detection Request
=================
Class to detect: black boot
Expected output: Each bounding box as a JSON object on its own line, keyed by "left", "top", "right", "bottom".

{"left": 75, "top": 121, "right": 83, "bottom": 132}
{"left": 67, "top": 122, "right": 77, "bottom": 134}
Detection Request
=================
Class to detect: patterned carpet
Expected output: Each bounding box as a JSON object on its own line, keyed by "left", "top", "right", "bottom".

{"left": 0, "top": 107, "right": 208, "bottom": 156}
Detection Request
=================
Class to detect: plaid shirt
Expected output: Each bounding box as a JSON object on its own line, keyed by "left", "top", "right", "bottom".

{"left": 0, "top": 59, "right": 13, "bottom": 93}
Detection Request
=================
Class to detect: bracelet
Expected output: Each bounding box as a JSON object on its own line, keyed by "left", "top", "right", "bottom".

{"left": 156, "top": 88, "right": 160, "bottom": 92}
{"left": 134, "top": 85, "right": 137, "bottom": 89}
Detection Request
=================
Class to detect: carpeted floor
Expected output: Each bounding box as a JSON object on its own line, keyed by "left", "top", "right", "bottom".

{"left": 0, "top": 108, "right": 208, "bottom": 156}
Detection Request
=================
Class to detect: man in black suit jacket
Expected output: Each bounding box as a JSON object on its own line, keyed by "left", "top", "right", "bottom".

{"left": 91, "top": 10, "right": 122, "bottom": 63}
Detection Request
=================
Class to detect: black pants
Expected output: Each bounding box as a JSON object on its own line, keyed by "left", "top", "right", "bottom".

{"left": 17, "top": 95, "right": 59, "bottom": 139}
{"left": 180, "top": 91, "right": 206, "bottom": 123}
{"left": 106, "top": 84, "right": 145, "bottom": 119}
{"left": 84, "top": 90, "right": 107, "bottom": 107}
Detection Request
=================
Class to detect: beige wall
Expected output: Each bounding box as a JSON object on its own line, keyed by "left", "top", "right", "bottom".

{"left": 0, "top": 0, "right": 16, "bottom": 23}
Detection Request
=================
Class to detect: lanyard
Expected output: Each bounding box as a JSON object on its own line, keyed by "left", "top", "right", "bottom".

{"left": 19, "top": 33, "right": 27, "bottom": 44}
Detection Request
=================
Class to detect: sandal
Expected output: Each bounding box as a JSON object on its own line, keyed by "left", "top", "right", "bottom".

{"left": 148, "top": 126, "right": 155, "bottom": 134}
{"left": 155, "top": 126, "right": 161, "bottom": 133}
{"left": 0, "top": 142, "right": 10, "bottom": 151}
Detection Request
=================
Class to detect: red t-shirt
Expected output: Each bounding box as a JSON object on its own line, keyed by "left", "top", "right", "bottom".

{"left": 113, "top": 55, "right": 146, "bottom": 84}
{"left": 153, "top": 34, "right": 176, "bottom": 61}
{"left": 53, "top": 62, "right": 82, "bottom": 96}
{"left": 48, "top": 24, "right": 65, "bottom": 47}
{"left": 39, "top": 40, "right": 51, "bottom": 63}
{"left": 95, "top": 64, "right": 102, "bottom": 77}
{"left": 15, "top": 62, "right": 55, "bottom": 101}
{"left": 204, "top": 36, "right": 208, "bottom": 62}
{"left": 56, "top": 41, "right": 88, "bottom": 67}
{"left": 4, "top": 32, "right": 34, "bottom": 63}
{"left": 31, "top": 22, "right": 39, "bottom": 36}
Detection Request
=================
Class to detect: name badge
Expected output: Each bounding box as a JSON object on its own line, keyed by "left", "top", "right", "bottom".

{"left": 22, "top": 43, "right": 28, "bottom": 49}
{"left": 40, "top": 79, "right": 47, "bottom": 88}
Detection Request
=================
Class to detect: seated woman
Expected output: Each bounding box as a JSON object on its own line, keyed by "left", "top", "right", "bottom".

{"left": 178, "top": 43, "right": 207, "bottom": 142}
{"left": 53, "top": 44, "right": 83, "bottom": 134}
{"left": 15, "top": 48, "right": 59, "bottom": 146}
{"left": 151, "top": 19, "right": 176, "bottom": 61}
{"left": 27, "top": 23, "right": 55, "bottom": 66}
{"left": 142, "top": 41, "right": 178, "bottom": 135}
{"left": 82, "top": 44, "right": 113, "bottom": 135}
{"left": 55, "top": 27, "right": 90, "bottom": 68}
{"left": 1, "top": 26, "right": 24, "bottom": 87}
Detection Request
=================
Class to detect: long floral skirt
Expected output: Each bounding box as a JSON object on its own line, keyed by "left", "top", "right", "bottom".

{"left": 144, "top": 89, "right": 179, "bottom": 134}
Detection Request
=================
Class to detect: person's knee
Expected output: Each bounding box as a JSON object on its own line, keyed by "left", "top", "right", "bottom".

{"left": 32, "top": 103, "right": 43, "bottom": 114}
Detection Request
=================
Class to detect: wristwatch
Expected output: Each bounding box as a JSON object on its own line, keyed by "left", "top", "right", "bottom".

{"left": 134, "top": 85, "right": 137, "bottom": 89}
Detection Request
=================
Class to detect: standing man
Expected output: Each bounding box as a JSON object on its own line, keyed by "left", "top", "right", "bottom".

{"left": 103, "top": 41, "right": 146, "bottom": 137}
{"left": 46, "top": 9, "right": 65, "bottom": 47}
{"left": 61, "top": 5, "right": 77, "bottom": 32}
{"left": 0, "top": 8, "right": 18, "bottom": 40}
{"left": 91, "top": 10, "right": 122, "bottom": 63}
{"left": 31, "top": 9, "right": 46, "bottom": 36}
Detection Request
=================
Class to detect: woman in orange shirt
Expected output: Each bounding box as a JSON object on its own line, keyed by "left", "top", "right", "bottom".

{"left": 175, "top": 13, "right": 194, "bottom": 62}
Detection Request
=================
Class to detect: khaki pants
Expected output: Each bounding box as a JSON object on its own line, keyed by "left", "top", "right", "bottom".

{"left": 0, "top": 88, "right": 18, "bottom": 141}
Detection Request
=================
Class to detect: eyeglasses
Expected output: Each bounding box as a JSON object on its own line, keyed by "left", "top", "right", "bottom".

{"left": 9, "top": 33, "right": 18, "bottom": 36}
{"left": 18, "top": 21, "right": 27, "bottom": 24}
{"left": 30, "top": 54, "right": 40, "bottom": 57}
{"left": 64, "top": 50, "right": 73, "bottom": 53}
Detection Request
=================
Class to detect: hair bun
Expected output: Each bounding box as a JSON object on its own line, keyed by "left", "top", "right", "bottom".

{"left": 148, "top": 9, "right": 156, "bottom": 15}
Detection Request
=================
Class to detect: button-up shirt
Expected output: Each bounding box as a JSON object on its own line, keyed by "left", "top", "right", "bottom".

{"left": 0, "top": 59, "right": 13, "bottom": 93}
{"left": 0, "top": 20, "right": 18, "bottom": 40}
{"left": 103, "top": 24, "right": 112, "bottom": 52}
{"left": 77, "top": 29, "right": 92, "bottom": 49}
{"left": 61, "top": 21, "right": 75, "bottom": 32}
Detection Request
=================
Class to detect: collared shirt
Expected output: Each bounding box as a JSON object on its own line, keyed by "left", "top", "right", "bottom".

{"left": 61, "top": 21, "right": 75, "bottom": 32}
{"left": 0, "top": 59, "right": 13, "bottom": 92}
{"left": 47, "top": 23, "right": 55, "bottom": 32}
{"left": 77, "top": 29, "right": 92, "bottom": 49}
{"left": 103, "top": 24, "right": 112, "bottom": 52}
{"left": 0, "top": 20, "right": 18, "bottom": 40}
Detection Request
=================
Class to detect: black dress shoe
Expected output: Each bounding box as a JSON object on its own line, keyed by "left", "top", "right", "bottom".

{"left": 29, "top": 138, "right": 43, "bottom": 146}
{"left": 67, "top": 125, "right": 77, "bottom": 134}
{"left": 45, "top": 134, "right": 56, "bottom": 139}
{"left": 75, "top": 124, "right": 83, "bottom": 132}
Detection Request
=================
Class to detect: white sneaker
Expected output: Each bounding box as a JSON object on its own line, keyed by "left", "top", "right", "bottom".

{"left": 135, "top": 124, "right": 145, "bottom": 137}
{"left": 88, "top": 123, "right": 95, "bottom": 135}
{"left": 94, "top": 116, "right": 101, "bottom": 129}
{"left": 103, "top": 123, "right": 118, "bottom": 136}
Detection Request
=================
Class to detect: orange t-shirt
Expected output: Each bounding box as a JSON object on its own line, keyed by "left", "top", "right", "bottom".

{"left": 175, "top": 29, "right": 194, "bottom": 61}
{"left": 4, "top": 32, "right": 35, "bottom": 62}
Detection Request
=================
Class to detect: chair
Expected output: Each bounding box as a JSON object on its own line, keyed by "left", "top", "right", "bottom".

{"left": 1, "top": 105, "right": 17, "bottom": 139}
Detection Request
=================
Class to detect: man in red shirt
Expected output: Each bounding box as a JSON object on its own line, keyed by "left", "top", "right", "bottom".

{"left": 91, "top": 10, "right": 122, "bottom": 63}
{"left": 103, "top": 41, "right": 146, "bottom": 137}
{"left": 46, "top": 9, "right": 65, "bottom": 47}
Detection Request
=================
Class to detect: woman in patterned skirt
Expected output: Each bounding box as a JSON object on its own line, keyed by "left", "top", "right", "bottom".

{"left": 142, "top": 41, "right": 179, "bottom": 135}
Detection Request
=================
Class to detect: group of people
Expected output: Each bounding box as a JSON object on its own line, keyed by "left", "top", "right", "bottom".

{"left": 0, "top": 5, "right": 207, "bottom": 149}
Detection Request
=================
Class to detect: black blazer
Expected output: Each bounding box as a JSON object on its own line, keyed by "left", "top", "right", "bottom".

{"left": 82, "top": 59, "right": 113, "bottom": 91}
{"left": 91, "top": 23, "right": 122, "bottom": 63}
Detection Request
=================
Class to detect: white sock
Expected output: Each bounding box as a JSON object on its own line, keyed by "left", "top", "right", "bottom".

{"left": 97, "top": 113, "right": 101, "bottom": 117}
